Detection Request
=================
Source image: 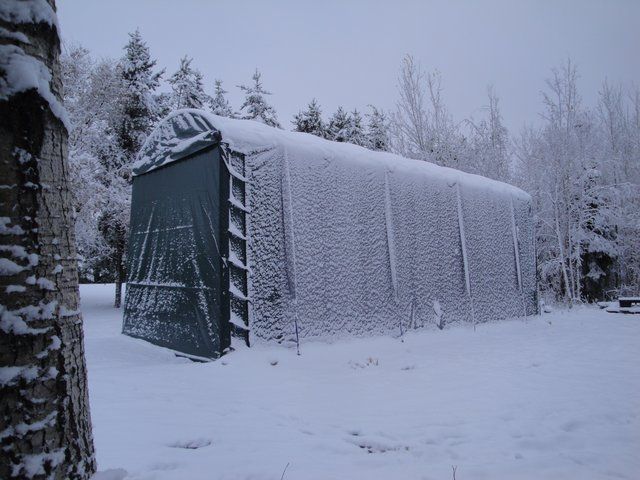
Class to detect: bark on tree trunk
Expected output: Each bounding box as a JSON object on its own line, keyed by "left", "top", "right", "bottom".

{"left": 113, "top": 225, "right": 125, "bottom": 309}
{"left": 0, "top": 2, "right": 96, "bottom": 478}
{"left": 553, "top": 199, "right": 573, "bottom": 302}
{"left": 114, "top": 278, "right": 123, "bottom": 309}
{"left": 114, "top": 246, "right": 122, "bottom": 309}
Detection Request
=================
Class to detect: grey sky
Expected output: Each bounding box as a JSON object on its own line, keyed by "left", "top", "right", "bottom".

{"left": 58, "top": 0, "right": 639, "bottom": 132}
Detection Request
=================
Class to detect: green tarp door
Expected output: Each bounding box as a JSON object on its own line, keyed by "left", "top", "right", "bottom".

{"left": 123, "top": 147, "right": 229, "bottom": 358}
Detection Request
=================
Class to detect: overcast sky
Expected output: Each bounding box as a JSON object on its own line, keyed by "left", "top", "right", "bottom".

{"left": 58, "top": 0, "right": 639, "bottom": 132}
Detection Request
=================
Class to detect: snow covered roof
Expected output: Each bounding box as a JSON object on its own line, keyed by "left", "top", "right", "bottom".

{"left": 133, "top": 109, "right": 530, "bottom": 200}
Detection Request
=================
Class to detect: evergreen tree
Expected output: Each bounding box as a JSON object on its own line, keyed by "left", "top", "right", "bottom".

{"left": 327, "top": 106, "right": 350, "bottom": 142}
{"left": 168, "top": 55, "right": 210, "bottom": 110}
{"left": 117, "top": 29, "right": 163, "bottom": 165}
{"left": 345, "top": 108, "right": 368, "bottom": 146}
{"left": 292, "top": 98, "right": 326, "bottom": 137}
{"left": 105, "top": 29, "right": 163, "bottom": 307}
{"left": 154, "top": 91, "right": 173, "bottom": 120}
{"left": 366, "top": 105, "right": 390, "bottom": 151}
{"left": 208, "top": 79, "right": 234, "bottom": 117}
{"left": 238, "top": 69, "right": 281, "bottom": 128}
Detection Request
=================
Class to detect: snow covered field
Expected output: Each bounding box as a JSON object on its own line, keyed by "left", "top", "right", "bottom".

{"left": 82, "top": 284, "right": 640, "bottom": 480}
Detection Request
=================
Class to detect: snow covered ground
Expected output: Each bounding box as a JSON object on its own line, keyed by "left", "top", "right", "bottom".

{"left": 82, "top": 284, "right": 640, "bottom": 480}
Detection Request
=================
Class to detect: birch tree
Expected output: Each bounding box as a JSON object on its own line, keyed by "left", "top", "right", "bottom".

{"left": 514, "top": 59, "right": 624, "bottom": 302}
{"left": 596, "top": 81, "right": 640, "bottom": 295}
{"left": 61, "top": 46, "right": 121, "bottom": 282}
{"left": 0, "top": 1, "right": 96, "bottom": 477}
{"left": 467, "top": 86, "right": 510, "bottom": 182}
{"left": 391, "top": 55, "right": 465, "bottom": 169}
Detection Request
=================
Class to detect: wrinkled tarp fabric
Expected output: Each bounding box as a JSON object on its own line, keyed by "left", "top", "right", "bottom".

{"left": 125, "top": 109, "right": 536, "bottom": 355}
{"left": 123, "top": 148, "right": 229, "bottom": 358}
{"left": 132, "top": 111, "right": 221, "bottom": 176}
{"left": 247, "top": 145, "right": 537, "bottom": 345}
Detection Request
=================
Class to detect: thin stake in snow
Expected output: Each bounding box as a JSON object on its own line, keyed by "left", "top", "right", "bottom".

{"left": 280, "top": 462, "right": 290, "bottom": 480}
{"left": 294, "top": 313, "right": 300, "bottom": 356}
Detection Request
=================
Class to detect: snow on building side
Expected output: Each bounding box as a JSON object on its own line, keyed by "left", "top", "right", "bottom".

{"left": 123, "top": 109, "right": 537, "bottom": 358}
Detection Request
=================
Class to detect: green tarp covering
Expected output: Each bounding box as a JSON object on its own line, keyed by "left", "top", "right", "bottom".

{"left": 132, "top": 111, "right": 220, "bottom": 176}
{"left": 123, "top": 147, "right": 230, "bottom": 358}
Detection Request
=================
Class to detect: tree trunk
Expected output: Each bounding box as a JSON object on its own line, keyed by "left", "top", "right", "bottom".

{"left": 114, "top": 251, "right": 123, "bottom": 309}
{"left": 114, "top": 278, "right": 123, "bottom": 309}
{"left": 553, "top": 199, "right": 573, "bottom": 302}
{"left": 113, "top": 224, "right": 125, "bottom": 309}
{"left": 0, "top": 2, "right": 96, "bottom": 478}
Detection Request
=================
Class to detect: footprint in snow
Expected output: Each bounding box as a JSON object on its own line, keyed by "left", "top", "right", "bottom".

{"left": 168, "top": 438, "right": 212, "bottom": 449}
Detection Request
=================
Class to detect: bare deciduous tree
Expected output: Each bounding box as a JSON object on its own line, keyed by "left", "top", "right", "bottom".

{"left": 392, "top": 55, "right": 465, "bottom": 169}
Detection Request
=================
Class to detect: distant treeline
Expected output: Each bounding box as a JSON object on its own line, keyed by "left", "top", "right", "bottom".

{"left": 62, "top": 31, "right": 639, "bottom": 305}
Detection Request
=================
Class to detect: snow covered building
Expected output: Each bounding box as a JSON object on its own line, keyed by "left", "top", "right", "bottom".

{"left": 123, "top": 109, "right": 537, "bottom": 358}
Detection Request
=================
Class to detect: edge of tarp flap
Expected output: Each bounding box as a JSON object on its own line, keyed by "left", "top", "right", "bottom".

{"left": 132, "top": 111, "right": 223, "bottom": 176}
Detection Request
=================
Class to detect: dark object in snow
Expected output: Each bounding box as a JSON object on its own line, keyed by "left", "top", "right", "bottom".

{"left": 606, "top": 297, "right": 640, "bottom": 314}
{"left": 123, "top": 109, "right": 537, "bottom": 359}
{"left": 168, "top": 438, "right": 212, "bottom": 449}
{"left": 618, "top": 297, "right": 640, "bottom": 308}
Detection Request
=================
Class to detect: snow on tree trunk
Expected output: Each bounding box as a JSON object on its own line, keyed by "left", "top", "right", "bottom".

{"left": 113, "top": 223, "right": 125, "bottom": 308}
{"left": 0, "top": 2, "right": 96, "bottom": 478}
{"left": 553, "top": 194, "right": 574, "bottom": 302}
{"left": 114, "top": 261, "right": 123, "bottom": 309}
